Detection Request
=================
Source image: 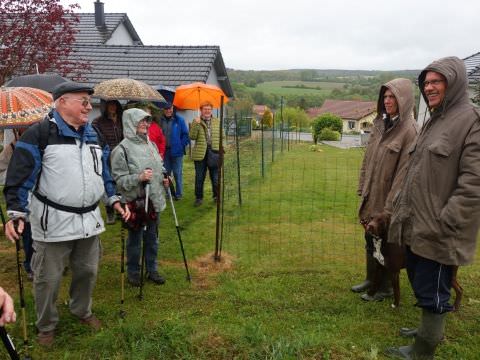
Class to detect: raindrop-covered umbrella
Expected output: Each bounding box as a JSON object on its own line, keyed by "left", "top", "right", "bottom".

{"left": 173, "top": 82, "right": 228, "bottom": 110}
{"left": 0, "top": 87, "right": 53, "bottom": 129}
{"left": 5, "top": 73, "right": 70, "bottom": 93}
{"left": 94, "top": 78, "right": 166, "bottom": 103}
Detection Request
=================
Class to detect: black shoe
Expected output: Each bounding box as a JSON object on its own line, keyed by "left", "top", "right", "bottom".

{"left": 146, "top": 271, "right": 165, "bottom": 285}
{"left": 127, "top": 273, "right": 141, "bottom": 287}
{"left": 174, "top": 194, "right": 182, "bottom": 201}
{"left": 194, "top": 199, "right": 203, "bottom": 207}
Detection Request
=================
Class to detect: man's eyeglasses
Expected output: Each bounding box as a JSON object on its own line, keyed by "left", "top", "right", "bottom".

{"left": 422, "top": 79, "right": 445, "bottom": 88}
{"left": 139, "top": 118, "right": 152, "bottom": 124}
{"left": 63, "top": 97, "right": 92, "bottom": 107}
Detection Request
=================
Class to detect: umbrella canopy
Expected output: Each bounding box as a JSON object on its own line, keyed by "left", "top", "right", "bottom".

{"left": 173, "top": 82, "right": 228, "bottom": 110}
{"left": 0, "top": 87, "right": 53, "bottom": 129}
{"left": 153, "top": 84, "right": 176, "bottom": 105}
{"left": 5, "top": 74, "right": 70, "bottom": 93}
{"left": 94, "top": 78, "right": 166, "bottom": 103}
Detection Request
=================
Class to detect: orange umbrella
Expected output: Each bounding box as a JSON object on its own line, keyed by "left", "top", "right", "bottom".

{"left": 0, "top": 87, "right": 53, "bottom": 129}
{"left": 173, "top": 82, "right": 228, "bottom": 110}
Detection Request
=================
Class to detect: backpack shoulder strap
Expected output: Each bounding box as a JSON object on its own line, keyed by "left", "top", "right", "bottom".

{"left": 37, "top": 117, "right": 52, "bottom": 154}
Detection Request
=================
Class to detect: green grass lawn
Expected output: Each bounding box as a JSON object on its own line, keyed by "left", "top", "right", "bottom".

{"left": 254, "top": 81, "right": 345, "bottom": 97}
{"left": 1, "top": 143, "right": 479, "bottom": 359}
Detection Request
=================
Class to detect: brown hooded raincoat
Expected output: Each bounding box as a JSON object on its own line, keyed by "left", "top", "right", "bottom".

{"left": 389, "top": 57, "right": 480, "bottom": 266}
{"left": 358, "top": 78, "right": 418, "bottom": 222}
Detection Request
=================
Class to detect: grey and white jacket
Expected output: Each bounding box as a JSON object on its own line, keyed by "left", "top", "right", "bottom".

{"left": 4, "top": 110, "right": 120, "bottom": 242}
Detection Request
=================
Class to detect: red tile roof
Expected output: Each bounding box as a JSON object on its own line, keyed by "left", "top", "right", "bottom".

{"left": 252, "top": 105, "right": 269, "bottom": 115}
{"left": 308, "top": 99, "right": 376, "bottom": 120}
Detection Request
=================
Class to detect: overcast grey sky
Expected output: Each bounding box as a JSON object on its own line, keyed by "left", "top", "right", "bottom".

{"left": 61, "top": 0, "right": 480, "bottom": 71}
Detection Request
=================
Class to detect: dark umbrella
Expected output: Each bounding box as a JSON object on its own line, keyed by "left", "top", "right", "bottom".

{"left": 5, "top": 74, "right": 70, "bottom": 93}
{"left": 153, "top": 84, "right": 176, "bottom": 106}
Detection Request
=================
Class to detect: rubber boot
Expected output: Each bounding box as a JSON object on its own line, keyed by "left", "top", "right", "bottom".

{"left": 361, "top": 267, "right": 393, "bottom": 301}
{"left": 385, "top": 309, "right": 446, "bottom": 359}
{"left": 351, "top": 252, "right": 375, "bottom": 293}
{"left": 411, "top": 310, "right": 446, "bottom": 359}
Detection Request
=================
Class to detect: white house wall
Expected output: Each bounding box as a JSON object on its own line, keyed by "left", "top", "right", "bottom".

{"left": 106, "top": 23, "right": 137, "bottom": 45}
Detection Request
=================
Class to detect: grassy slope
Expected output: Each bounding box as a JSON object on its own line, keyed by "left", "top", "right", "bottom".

{"left": 0, "top": 143, "right": 479, "bottom": 359}
{"left": 254, "top": 81, "right": 345, "bottom": 97}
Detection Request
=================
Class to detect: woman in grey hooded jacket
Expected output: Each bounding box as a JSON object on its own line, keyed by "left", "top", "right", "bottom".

{"left": 111, "top": 108, "right": 167, "bottom": 286}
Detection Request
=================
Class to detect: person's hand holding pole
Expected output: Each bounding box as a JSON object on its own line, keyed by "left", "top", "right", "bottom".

{"left": 113, "top": 202, "right": 131, "bottom": 222}
{"left": 138, "top": 168, "right": 153, "bottom": 182}
{"left": 0, "top": 287, "right": 16, "bottom": 326}
{"left": 4, "top": 219, "right": 24, "bottom": 244}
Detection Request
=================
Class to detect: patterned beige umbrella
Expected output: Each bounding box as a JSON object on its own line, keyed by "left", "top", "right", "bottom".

{"left": 93, "top": 78, "right": 166, "bottom": 103}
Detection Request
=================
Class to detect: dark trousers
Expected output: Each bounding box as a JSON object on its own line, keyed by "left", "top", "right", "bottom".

{"left": 194, "top": 156, "right": 218, "bottom": 200}
{"left": 406, "top": 246, "right": 454, "bottom": 314}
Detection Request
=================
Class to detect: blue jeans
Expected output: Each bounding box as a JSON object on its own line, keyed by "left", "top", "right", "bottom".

{"left": 164, "top": 149, "right": 184, "bottom": 197}
{"left": 406, "top": 246, "right": 454, "bottom": 314}
{"left": 22, "top": 222, "right": 33, "bottom": 273}
{"left": 194, "top": 156, "right": 218, "bottom": 200}
{"left": 127, "top": 218, "right": 159, "bottom": 275}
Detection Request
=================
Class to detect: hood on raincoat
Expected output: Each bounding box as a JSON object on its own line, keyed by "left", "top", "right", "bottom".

{"left": 376, "top": 78, "right": 415, "bottom": 122}
{"left": 122, "top": 108, "right": 151, "bottom": 140}
{"left": 418, "top": 56, "right": 469, "bottom": 113}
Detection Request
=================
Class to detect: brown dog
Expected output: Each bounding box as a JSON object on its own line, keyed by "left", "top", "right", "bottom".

{"left": 362, "top": 213, "right": 463, "bottom": 309}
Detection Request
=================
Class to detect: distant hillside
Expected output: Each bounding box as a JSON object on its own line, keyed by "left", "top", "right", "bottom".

{"left": 227, "top": 68, "right": 421, "bottom": 86}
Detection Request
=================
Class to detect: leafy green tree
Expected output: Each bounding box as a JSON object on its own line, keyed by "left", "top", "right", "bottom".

{"left": 311, "top": 113, "right": 343, "bottom": 143}
{"left": 282, "top": 107, "right": 311, "bottom": 131}
{"left": 319, "top": 128, "right": 341, "bottom": 141}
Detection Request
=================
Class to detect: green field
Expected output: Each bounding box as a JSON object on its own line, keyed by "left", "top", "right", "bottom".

{"left": 254, "top": 81, "right": 345, "bottom": 96}
{"left": 1, "top": 143, "right": 479, "bottom": 359}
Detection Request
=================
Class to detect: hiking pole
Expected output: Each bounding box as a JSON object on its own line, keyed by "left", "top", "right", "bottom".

{"left": 165, "top": 175, "right": 191, "bottom": 282}
{"left": 15, "top": 239, "right": 28, "bottom": 349}
{"left": 139, "top": 174, "right": 151, "bottom": 301}
{"left": 119, "top": 222, "right": 126, "bottom": 318}
{"left": 0, "top": 326, "right": 20, "bottom": 360}
{"left": 13, "top": 222, "right": 30, "bottom": 360}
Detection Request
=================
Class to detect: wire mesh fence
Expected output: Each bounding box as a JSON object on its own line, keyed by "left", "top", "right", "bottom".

{"left": 218, "top": 118, "right": 366, "bottom": 268}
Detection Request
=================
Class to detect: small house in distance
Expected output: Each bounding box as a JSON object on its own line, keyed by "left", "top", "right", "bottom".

{"left": 307, "top": 99, "right": 376, "bottom": 133}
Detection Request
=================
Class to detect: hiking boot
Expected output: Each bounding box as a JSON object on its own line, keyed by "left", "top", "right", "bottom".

{"left": 37, "top": 330, "right": 55, "bottom": 346}
{"left": 146, "top": 271, "right": 165, "bottom": 285}
{"left": 106, "top": 212, "right": 116, "bottom": 225}
{"left": 79, "top": 314, "right": 102, "bottom": 331}
{"left": 128, "top": 273, "right": 141, "bottom": 287}
{"left": 174, "top": 194, "right": 182, "bottom": 201}
{"left": 194, "top": 198, "right": 203, "bottom": 207}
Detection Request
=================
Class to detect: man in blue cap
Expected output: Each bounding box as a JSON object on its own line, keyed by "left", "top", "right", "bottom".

{"left": 4, "top": 81, "right": 130, "bottom": 346}
{"left": 159, "top": 103, "right": 190, "bottom": 200}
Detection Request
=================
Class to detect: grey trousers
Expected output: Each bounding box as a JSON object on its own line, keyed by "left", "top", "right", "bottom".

{"left": 31, "top": 236, "right": 101, "bottom": 332}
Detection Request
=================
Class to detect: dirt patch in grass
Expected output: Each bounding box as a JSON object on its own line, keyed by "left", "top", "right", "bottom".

{"left": 190, "top": 252, "right": 235, "bottom": 289}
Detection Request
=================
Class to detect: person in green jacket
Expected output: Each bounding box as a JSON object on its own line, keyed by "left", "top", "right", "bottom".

{"left": 189, "top": 101, "right": 221, "bottom": 206}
